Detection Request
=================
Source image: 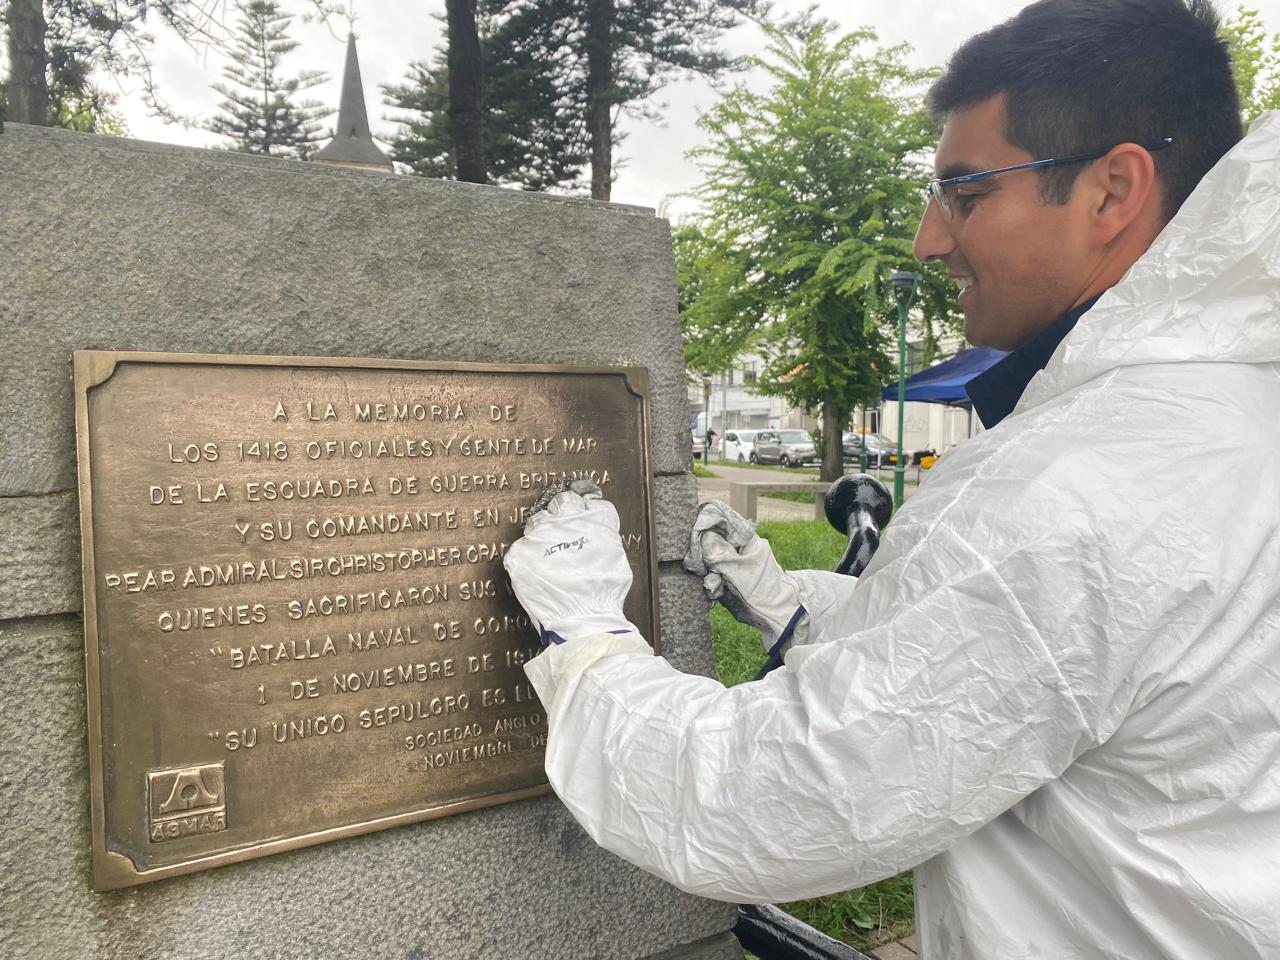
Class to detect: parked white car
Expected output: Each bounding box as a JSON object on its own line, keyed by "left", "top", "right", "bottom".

{"left": 721, "top": 429, "right": 760, "bottom": 463}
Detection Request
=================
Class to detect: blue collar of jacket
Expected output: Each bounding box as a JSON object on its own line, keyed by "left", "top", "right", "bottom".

{"left": 965, "top": 295, "right": 1103, "bottom": 429}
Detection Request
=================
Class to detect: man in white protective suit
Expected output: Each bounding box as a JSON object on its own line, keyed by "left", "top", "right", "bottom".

{"left": 502, "top": 0, "right": 1280, "bottom": 956}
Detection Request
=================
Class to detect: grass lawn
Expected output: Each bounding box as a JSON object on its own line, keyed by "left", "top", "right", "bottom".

{"left": 760, "top": 490, "right": 822, "bottom": 504}
{"left": 710, "top": 518, "right": 916, "bottom": 955}
{"left": 759, "top": 473, "right": 922, "bottom": 507}
{"left": 692, "top": 463, "right": 720, "bottom": 479}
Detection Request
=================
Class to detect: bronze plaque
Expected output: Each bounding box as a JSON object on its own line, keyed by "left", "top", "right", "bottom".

{"left": 74, "top": 351, "right": 659, "bottom": 891}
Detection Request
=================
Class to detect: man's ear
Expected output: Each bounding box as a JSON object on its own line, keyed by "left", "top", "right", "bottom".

{"left": 1079, "top": 142, "right": 1160, "bottom": 246}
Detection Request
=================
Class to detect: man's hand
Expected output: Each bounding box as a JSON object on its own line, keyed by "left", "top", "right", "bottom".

{"left": 504, "top": 479, "right": 639, "bottom": 647}
{"left": 683, "top": 500, "right": 805, "bottom": 654}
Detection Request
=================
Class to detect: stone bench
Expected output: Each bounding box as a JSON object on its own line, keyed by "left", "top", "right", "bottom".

{"left": 728, "top": 480, "right": 829, "bottom": 521}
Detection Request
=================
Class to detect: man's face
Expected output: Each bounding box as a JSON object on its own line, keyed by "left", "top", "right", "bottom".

{"left": 914, "top": 96, "right": 1097, "bottom": 350}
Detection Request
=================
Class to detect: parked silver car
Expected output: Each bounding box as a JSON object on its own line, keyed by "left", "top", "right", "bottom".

{"left": 752, "top": 429, "right": 818, "bottom": 467}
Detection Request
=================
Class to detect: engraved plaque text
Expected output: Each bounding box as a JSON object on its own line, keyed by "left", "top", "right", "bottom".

{"left": 74, "top": 351, "right": 658, "bottom": 890}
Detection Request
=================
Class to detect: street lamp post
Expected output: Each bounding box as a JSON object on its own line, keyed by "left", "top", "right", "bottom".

{"left": 701, "top": 373, "right": 713, "bottom": 463}
{"left": 858, "top": 409, "right": 868, "bottom": 473}
{"left": 889, "top": 270, "right": 922, "bottom": 510}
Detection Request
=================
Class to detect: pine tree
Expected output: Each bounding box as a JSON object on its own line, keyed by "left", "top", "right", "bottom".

{"left": 4, "top": 1, "right": 225, "bottom": 129}
{"left": 444, "top": 0, "right": 486, "bottom": 182}
{"left": 387, "top": 0, "right": 761, "bottom": 197}
{"left": 384, "top": 1, "right": 589, "bottom": 190}
{"left": 531, "top": 0, "right": 767, "bottom": 200}
{"left": 206, "top": 0, "right": 330, "bottom": 160}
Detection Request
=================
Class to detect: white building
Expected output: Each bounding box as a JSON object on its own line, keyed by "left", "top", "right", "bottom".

{"left": 875, "top": 394, "right": 978, "bottom": 455}
{"left": 688, "top": 354, "right": 818, "bottom": 437}
{"left": 876, "top": 332, "right": 988, "bottom": 454}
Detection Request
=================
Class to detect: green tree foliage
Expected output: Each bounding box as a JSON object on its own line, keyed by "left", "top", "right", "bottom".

{"left": 573, "top": 0, "right": 764, "bottom": 200}
{"left": 42, "top": 1, "right": 138, "bottom": 131}
{"left": 383, "top": 1, "right": 588, "bottom": 190}
{"left": 48, "top": 84, "right": 129, "bottom": 133}
{"left": 674, "top": 221, "right": 759, "bottom": 381}
{"left": 386, "top": 0, "right": 761, "bottom": 197}
{"left": 3, "top": 1, "right": 225, "bottom": 129}
{"left": 206, "top": 0, "right": 329, "bottom": 159}
{"left": 682, "top": 24, "right": 958, "bottom": 480}
{"left": 1222, "top": 5, "right": 1280, "bottom": 125}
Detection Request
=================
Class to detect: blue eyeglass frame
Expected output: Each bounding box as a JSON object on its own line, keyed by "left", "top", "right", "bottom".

{"left": 926, "top": 137, "right": 1174, "bottom": 219}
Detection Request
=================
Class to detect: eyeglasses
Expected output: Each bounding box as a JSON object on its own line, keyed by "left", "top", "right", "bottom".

{"left": 926, "top": 137, "right": 1174, "bottom": 221}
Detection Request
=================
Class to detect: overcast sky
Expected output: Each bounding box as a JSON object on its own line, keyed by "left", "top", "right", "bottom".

{"left": 53, "top": 0, "right": 1280, "bottom": 219}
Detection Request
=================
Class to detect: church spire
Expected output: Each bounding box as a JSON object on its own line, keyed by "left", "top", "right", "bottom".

{"left": 314, "top": 33, "right": 394, "bottom": 172}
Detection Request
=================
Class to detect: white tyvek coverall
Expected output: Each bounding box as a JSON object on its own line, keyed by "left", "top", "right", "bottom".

{"left": 524, "top": 114, "right": 1280, "bottom": 958}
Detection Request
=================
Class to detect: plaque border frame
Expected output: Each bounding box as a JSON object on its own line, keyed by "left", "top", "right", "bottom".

{"left": 74, "top": 349, "right": 661, "bottom": 892}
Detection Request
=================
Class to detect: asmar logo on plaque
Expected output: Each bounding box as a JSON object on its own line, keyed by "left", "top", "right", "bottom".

{"left": 74, "top": 351, "right": 659, "bottom": 891}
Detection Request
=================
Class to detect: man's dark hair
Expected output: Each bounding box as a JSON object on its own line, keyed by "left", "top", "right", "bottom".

{"left": 927, "top": 0, "right": 1242, "bottom": 221}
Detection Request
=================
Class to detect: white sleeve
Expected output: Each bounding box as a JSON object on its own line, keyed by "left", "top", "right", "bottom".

{"left": 786, "top": 568, "right": 866, "bottom": 649}
{"left": 524, "top": 521, "right": 1096, "bottom": 904}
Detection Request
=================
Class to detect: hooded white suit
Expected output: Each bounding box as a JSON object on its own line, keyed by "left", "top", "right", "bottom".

{"left": 523, "top": 114, "right": 1280, "bottom": 958}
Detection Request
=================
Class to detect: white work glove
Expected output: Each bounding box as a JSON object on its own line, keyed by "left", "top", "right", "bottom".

{"left": 504, "top": 479, "right": 641, "bottom": 647}
{"left": 682, "top": 500, "right": 806, "bottom": 655}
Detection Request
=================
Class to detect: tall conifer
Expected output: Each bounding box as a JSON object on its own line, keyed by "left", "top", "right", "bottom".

{"left": 4, "top": 1, "right": 227, "bottom": 129}
{"left": 385, "top": 1, "right": 589, "bottom": 190}
{"left": 386, "top": 0, "right": 762, "bottom": 197}
{"left": 207, "top": 0, "right": 329, "bottom": 160}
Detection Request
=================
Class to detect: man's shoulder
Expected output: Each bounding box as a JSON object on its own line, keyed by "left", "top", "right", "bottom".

{"left": 906, "top": 380, "right": 1228, "bottom": 537}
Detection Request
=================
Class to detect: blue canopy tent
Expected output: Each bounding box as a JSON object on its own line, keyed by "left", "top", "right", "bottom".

{"left": 880, "top": 346, "right": 1008, "bottom": 436}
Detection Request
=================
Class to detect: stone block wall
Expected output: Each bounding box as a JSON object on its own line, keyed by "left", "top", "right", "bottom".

{"left": 0, "top": 124, "right": 739, "bottom": 960}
